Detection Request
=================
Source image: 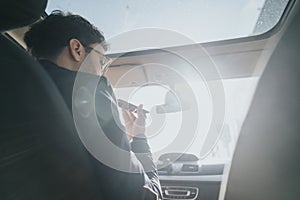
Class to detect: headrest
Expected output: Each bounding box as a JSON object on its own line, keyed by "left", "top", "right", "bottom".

{"left": 0, "top": 0, "right": 47, "bottom": 32}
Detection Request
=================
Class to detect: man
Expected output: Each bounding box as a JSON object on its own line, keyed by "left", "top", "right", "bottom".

{"left": 24, "top": 11, "right": 162, "bottom": 200}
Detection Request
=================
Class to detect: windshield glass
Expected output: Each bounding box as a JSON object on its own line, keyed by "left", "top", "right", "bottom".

{"left": 46, "top": 0, "right": 289, "bottom": 53}
{"left": 114, "top": 77, "right": 259, "bottom": 162}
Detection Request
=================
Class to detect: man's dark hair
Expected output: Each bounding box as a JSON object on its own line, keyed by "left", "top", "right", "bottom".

{"left": 24, "top": 10, "right": 107, "bottom": 58}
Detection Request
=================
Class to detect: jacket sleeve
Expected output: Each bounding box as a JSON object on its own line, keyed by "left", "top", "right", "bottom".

{"left": 131, "top": 135, "right": 163, "bottom": 200}
{"left": 93, "top": 76, "right": 162, "bottom": 200}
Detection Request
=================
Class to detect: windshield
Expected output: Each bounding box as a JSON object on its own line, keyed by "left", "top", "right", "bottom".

{"left": 114, "top": 77, "right": 259, "bottom": 162}
{"left": 46, "top": 0, "right": 289, "bottom": 53}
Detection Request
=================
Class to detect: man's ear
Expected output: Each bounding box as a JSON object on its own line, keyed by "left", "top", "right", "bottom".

{"left": 69, "top": 38, "right": 86, "bottom": 62}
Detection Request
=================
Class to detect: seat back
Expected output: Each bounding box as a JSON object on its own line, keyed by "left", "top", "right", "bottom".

{"left": 224, "top": 2, "right": 300, "bottom": 200}
{"left": 0, "top": 0, "right": 102, "bottom": 199}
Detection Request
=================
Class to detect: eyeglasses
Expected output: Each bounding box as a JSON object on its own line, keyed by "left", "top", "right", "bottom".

{"left": 85, "top": 46, "right": 113, "bottom": 75}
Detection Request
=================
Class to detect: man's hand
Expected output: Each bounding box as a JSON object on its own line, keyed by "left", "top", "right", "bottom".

{"left": 122, "top": 104, "right": 146, "bottom": 141}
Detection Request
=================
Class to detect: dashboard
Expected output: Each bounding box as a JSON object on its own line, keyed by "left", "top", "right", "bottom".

{"left": 157, "top": 153, "right": 224, "bottom": 200}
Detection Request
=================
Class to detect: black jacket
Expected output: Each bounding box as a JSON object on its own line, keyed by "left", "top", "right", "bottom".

{"left": 40, "top": 60, "right": 162, "bottom": 200}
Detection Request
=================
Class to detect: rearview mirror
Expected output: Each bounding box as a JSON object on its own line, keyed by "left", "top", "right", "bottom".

{"left": 155, "top": 90, "right": 189, "bottom": 114}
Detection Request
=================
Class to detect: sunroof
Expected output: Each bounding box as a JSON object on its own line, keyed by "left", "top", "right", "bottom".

{"left": 46, "top": 0, "right": 290, "bottom": 53}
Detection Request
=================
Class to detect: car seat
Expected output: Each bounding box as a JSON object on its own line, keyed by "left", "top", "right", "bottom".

{"left": 0, "top": 0, "right": 103, "bottom": 199}
{"left": 223, "top": 1, "right": 300, "bottom": 199}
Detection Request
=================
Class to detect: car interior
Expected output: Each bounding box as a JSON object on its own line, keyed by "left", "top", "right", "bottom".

{"left": 1, "top": 0, "right": 299, "bottom": 199}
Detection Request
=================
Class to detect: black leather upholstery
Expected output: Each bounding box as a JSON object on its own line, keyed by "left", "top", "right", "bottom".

{"left": 0, "top": 0, "right": 102, "bottom": 199}
{"left": 0, "top": 34, "right": 103, "bottom": 200}
{"left": 225, "top": 1, "right": 300, "bottom": 199}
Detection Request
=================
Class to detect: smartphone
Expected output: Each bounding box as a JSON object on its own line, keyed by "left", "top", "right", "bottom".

{"left": 117, "top": 99, "right": 150, "bottom": 114}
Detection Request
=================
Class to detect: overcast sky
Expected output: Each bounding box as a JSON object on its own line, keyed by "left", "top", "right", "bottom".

{"left": 47, "top": 0, "right": 267, "bottom": 52}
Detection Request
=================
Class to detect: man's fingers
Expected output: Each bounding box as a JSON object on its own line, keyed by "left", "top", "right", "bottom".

{"left": 128, "top": 111, "right": 136, "bottom": 121}
{"left": 137, "top": 104, "right": 146, "bottom": 120}
{"left": 122, "top": 104, "right": 146, "bottom": 126}
{"left": 122, "top": 109, "right": 132, "bottom": 124}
